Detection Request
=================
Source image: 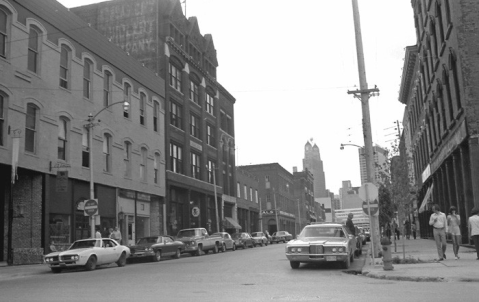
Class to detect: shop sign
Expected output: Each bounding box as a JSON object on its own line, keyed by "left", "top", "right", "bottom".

{"left": 137, "top": 193, "right": 151, "bottom": 202}
{"left": 119, "top": 189, "right": 135, "bottom": 199}
{"left": 56, "top": 170, "right": 68, "bottom": 192}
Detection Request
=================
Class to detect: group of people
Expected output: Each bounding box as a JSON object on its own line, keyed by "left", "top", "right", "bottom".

{"left": 383, "top": 219, "right": 417, "bottom": 240}
{"left": 429, "top": 204, "right": 479, "bottom": 261}
{"left": 95, "top": 226, "right": 122, "bottom": 245}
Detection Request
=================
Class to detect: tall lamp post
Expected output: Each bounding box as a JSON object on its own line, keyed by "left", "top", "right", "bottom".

{"left": 84, "top": 101, "right": 129, "bottom": 238}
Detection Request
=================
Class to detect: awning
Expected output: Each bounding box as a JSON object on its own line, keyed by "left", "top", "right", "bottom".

{"left": 224, "top": 217, "right": 242, "bottom": 229}
{"left": 419, "top": 184, "right": 434, "bottom": 213}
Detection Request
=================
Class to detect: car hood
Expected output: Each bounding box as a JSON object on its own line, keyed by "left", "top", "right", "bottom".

{"left": 130, "top": 243, "right": 154, "bottom": 250}
{"left": 45, "top": 248, "right": 93, "bottom": 256}
{"left": 288, "top": 238, "right": 348, "bottom": 245}
{"left": 176, "top": 236, "right": 202, "bottom": 241}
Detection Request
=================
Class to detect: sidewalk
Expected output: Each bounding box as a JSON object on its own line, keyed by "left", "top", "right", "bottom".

{"left": 361, "top": 237, "right": 479, "bottom": 282}
{"left": 0, "top": 261, "right": 48, "bottom": 281}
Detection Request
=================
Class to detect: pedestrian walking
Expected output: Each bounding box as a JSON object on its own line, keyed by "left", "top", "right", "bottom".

{"left": 411, "top": 222, "right": 417, "bottom": 239}
{"left": 447, "top": 206, "right": 461, "bottom": 260}
{"left": 95, "top": 227, "right": 102, "bottom": 239}
{"left": 392, "top": 220, "right": 400, "bottom": 240}
{"left": 405, "top": 219, "right": 411, "bottom": 240}
{"left": 385, "top": 221, "right": 392, "bottom": 240}
{"left": 429, "top": 204, "right": 448, "bottom": 261}
{"left": 468, "top": 207, "right": 479, "bottom": 260}
{"left": 111, "top": 226, "right": 122, "bottom": 245}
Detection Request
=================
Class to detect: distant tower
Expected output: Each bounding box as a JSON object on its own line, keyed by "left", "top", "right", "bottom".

{"left": 303, "top": 140, "right": 327, "bottom": 198}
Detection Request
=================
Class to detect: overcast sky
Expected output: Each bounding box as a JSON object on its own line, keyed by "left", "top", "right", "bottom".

{"left": 58, "top": 0, "right": 416, "bottom": 194}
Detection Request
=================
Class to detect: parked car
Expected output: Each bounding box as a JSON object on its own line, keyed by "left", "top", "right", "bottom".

{"left": 44, "top": 238, "right": 130, "bottom": 273}
{"left": 129, "top": 235, "right": 184, "bottom": 262}
{"left": 211, "top": 232, "right": 236, "bottom": 251}
{"left": 250, "top": 232, "right": 269, "bottom": 246}
{"left": 231, "top": 232, "right": 255, "bottom": 249}
{"left": 285, "top": 223, "right": 356, "bottom": 269}
{"left": 176, "top": 228, "right": 225, "bottom": 256}
{"left": 271, "top": 231, "right": 293, "bottom": 243}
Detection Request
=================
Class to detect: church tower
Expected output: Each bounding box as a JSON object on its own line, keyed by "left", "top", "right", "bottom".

{"left": 303, "top": 140, "right": 327, "bottom": 198}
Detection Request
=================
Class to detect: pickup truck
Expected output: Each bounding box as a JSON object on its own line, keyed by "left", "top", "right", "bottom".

{"left": 176, "top": 228, "right": 225, "bottom": 256}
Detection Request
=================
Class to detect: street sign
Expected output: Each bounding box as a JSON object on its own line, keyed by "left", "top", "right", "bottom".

{"left": 362, "top": 199, "right": 379, "bottom": 216}
{"left": 84, "top": 199, "right": 98, "bottom": 216}
{"left": 191, "top": 206, "right": 200, "bottom": 217}
{"left": 358, "top": 183, "right": 378, "bottom": 201}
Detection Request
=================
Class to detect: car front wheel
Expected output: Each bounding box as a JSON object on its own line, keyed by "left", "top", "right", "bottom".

{"left": 290, "top": 261, "right": 300, "bottom": 269}
{"left": 173, "top": 248, "right": 181, "bottom": 259}
{"left": 221, "top": 243, "right": 226, "bottom": 253}
{"left": 213, "top": 244, "right": 219, "bottom": 254}
{"left": 117, "top": 252, "right": 127, "bottom": 267}
{"left": 153, "top": 250, "right": 161, "bottom": 262}
{"left": 85, "top": 256, "right": 97, "bottom": 271}
{"left": 232, "top": 244, "right": 236, "bottom": 251}
{"left": 196, "top": 245, "right": 203, "bottom": 256}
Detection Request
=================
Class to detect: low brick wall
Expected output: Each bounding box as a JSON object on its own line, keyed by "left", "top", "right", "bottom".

{"left": 13, "top": 248, "right": 45, "bottom": 265}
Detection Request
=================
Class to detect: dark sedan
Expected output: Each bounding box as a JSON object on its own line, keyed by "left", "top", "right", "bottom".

{"left": 231, "top": 233, "right": 254, "bottom": 249}
{"left": 129, "top": 235, "right": 184, "bottom": 262}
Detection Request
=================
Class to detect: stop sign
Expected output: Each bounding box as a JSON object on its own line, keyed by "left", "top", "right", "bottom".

{"left": 84, "top": 199, "right": 98, "bottom": 216}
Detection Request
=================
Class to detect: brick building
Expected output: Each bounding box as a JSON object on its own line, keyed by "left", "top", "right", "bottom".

{"left": 292, "top": 167, "right": 316, "bottom": 230}
{"left": 0, "top": 0, "right": 166, "bottom": 264}
{"left": 235, "top": 167, "right": 260, "bottom": 233}
{"left": 71, "top": 0, "right": 236, "bottom": 235}
{"left": 302, "top": 141, "right": 327, "bottom": 198}
{"left": 400, "top": 1, "right": 479, "bottom": 240}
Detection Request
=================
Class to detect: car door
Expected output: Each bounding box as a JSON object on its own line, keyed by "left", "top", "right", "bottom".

{"left": 102, "top": 239, "right": 120, "bottom": 263}
{"left": 162, "top": 236, "right": 175, "bottom": 256}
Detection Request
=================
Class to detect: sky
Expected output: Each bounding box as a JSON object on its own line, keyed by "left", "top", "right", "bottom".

{"left": 58, "top": 0, "right": 417, "bottom": 194}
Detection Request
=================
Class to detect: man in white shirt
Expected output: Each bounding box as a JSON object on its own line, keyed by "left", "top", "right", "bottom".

{"left": 429, "top": 204, "right": 448, "bottom": 261}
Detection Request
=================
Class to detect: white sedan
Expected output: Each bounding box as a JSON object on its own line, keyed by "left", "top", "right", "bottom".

{"left": 44, "top": 238, "right": 130, "bottom": 273}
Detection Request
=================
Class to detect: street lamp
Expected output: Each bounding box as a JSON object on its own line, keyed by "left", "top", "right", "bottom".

{"left": 84, "top": 101, "right": 129, "bottom": 238}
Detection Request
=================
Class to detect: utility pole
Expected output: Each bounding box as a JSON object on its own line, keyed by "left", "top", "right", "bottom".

{"left": 348, "top": 0, "right": 381, "bottom": 258}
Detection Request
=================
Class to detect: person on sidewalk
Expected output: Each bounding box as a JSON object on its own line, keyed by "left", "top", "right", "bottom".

{"left": 411, "top": 222, "right": 417, "bottom": 239}
{"left": 447, "top": 206, "right": 461, "bottom": 260}
{"left": 405, "top": 219, "right": 411, "bottom": 240}
{"left": 346, "top": 213, "right": 356, "bottom": 236}
{"left": 111, "top": 227, "right": 122, "bottom": 245}
{"left": 392, "top": 220, "right": 400, "bottom": 240}
{"left": 468, "top": 207, "right": 479, "bottom": 260}
{"left": 429, "top": 204, "right": 448, "bottom": 261}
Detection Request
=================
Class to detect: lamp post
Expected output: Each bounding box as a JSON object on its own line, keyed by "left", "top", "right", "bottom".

{"left": 84, "top": 101, "right": 129, "bottom": 238}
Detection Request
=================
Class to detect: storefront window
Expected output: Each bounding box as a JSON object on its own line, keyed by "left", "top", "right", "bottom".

{"left": 49, "top": 214, "right": 71, "bottom": 249}
{"left": 136, "top": 216, "right": 150, "bottom": 239}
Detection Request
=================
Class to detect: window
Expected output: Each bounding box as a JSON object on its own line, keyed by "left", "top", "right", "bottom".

{"left": 237, "top": 182, "right": 241, "bottom": 198}
{"left": 154, "top": 153, "right": 160, "bottom": 184}
{"left": 124, "top": 141, "right": 131, "bottom": 178}
{"left": 190, "top": 113, "right": 200, "bottom": 139}
{"left": 244, "top": 185, "right": 247, "bottom": 200}
{"left": 123, "top": 83, "right": 131, "bottom": 118}
{"left": 169, "top": 24, "right": 184, "bottom": 47}
{"left": 170, "top": 101, "right": 182, "bottom": 129}
{"left": 140, "top": 93, "right": 146, "bottom": 125}
{"left": 82, "top": 127, "right": 89, "bottom": 167}
{"left": 250, "top": 187, "right": 253, "bottom": 201}
{"left": 103, "top": 71, "right": 112, "bottom": 107}
{"left": 190, "top": 152, "right": 201, "bottom": 179}
{"left": 0, "top": 93, "right": 5, "bottom": 146}
{"left": 83, "top": 59, "right": 93, "bottom": 99}
{"left": 25, "top": 104, "right": 38, "bottom": 153}
{"left": 206, "top": 93, "right": 215, "bottom": 115}
{"left": 58, "top": 118, "right": 68, "bottom": 160}
{"left": 103, "top": 133, "right": 112, "bottom": 172}
{"left": 170, "top": 142, "right": 183, "bottom": 174}
{"left": 189, "top": 81, "right": 199, "bottom": 104}
{"left": 255, "top": 190, "right": 258, "bottom": 203}
{"left": 27, "top": 27, "right": 39, "bottom": 73}
{"left": 153, "top": 101, "right": 159, "bottom": 132}
{"left": 206, "top": 124, "right": 216, "bottom": 146}
{"left": 207, "top": 160, "right": 215, "bottom": 184}
{"left": 169, "top": 63, "right": 182, "bottom": 92}
{"left": 0, "top": 7, "right": 8, "bottom": 58}
{"left": 59, "top": 45, "right": 70, "bottom": 89}
{"left": 140, "top": 147, "right": 147, "bottom": 182}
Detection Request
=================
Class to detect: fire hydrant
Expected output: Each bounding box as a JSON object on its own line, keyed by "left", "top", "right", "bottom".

{"left": 380, "top": 237, "right": 394, "bottom": 271}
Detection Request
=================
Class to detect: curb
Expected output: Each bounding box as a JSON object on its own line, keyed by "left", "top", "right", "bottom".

{"left": 360, "top": 269, "right": 445, "bottom": 282}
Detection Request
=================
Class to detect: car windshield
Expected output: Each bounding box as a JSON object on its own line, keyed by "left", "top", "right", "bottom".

{"left": 231, "top": 234, "right": 241, "bottom": 239}
{"left": 69, "top": 240, "right": 97, "bottom": 249}
{"left": 300, "top": 227, "right": 345, "bottom": 238}
{"left": 251, "top": 233, "right": 262, "bottom": 237}
{"left": 137, "top": 237, "right": 158, "bottom": 244}
{"left": 177, "top": 229, "right": 200, "bottom": 238}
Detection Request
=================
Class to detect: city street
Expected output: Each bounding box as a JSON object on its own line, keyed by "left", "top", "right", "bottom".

{"left": 1, "top": 243, "right": 478, "bottom": 302}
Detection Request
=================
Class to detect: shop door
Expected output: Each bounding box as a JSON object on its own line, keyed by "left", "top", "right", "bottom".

{"left": 127, "top": 215, "right": 135, "bottom": 245}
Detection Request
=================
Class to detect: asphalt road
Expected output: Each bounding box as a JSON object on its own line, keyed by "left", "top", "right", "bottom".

{"left": 0, "top": 242, "right": 477, "bottom": 302}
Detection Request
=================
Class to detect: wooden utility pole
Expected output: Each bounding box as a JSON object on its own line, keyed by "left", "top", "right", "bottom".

{"left": 348, "top": 0, "right": 381, "bottom": 258}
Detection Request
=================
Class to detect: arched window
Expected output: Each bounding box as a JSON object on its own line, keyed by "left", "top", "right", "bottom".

{"left": 103, "top": 133, "right": 112, "bottom": 172}
{"left": 83, "top": 59, "right": 93, "bottom": 99}
{"left": 58, "top": 117, "right": 68, "bottom": 160}
{"left": 154, "top": 152, "right": 160, "bottom": 184}
{"left": 28, "top": 27, "right": 40, "bottom": 73}
{"left": 140, "top": 147, "right": 147, "bottom": 182}
{"left": 140, "top": 92, "right": 146, "bottom": 125}
{"left": 59, "top": 45, "right": 71, "bottom": 89}
{"left": 0, "top": 6, "right": 10, "bottom": 59}
{"left": 153, "top": 100, "right": 159, "bottom": 132}
{"left": 123, "top": 82, "right": 131, "bottom": 119}
{"left": 124, "top": 141, "right": 132, "bottom": 178}
{"left": 103, "top": 71, "right": 112, "bottom": 107}
{"left": 25, "top": 103, "right": 38, "bottom": 153}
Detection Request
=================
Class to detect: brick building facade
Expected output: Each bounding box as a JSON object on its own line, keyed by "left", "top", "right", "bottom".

{"left": 0, "top": 0, "right": 166, "bottom": 264}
